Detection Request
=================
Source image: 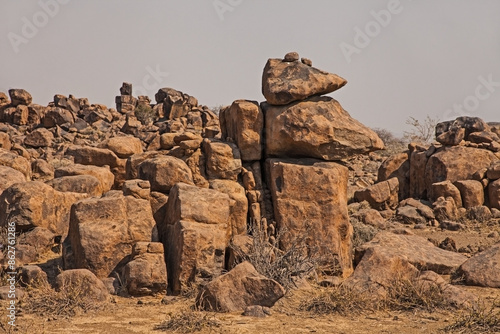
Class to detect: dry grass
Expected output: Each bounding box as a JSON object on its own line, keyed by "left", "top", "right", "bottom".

{"left": 444, "top": 301, "right": 500, "bottom": 333}
{"left": 22, "top": 276, "right": 105, "bottom": 318}
{"left": 298, "top": 284, "right": 374, "bottom": 316}
{"left": 154, "top": 308, "right": 220, "bottom": 333}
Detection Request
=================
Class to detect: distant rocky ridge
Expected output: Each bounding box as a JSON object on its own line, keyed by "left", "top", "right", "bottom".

{"left": 0, "top": 52, "right": 498, "bottom": 313}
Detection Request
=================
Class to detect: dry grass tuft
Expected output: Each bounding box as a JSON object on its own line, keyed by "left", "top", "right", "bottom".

{"left": 383, "top": 277, "right": 450, "bottom": 312}
{"left": 444, "top": 301, "right": 500, "bottom": 333}
{"left": 154, "top": 308, "right": 220, "bottom": 333}
{"left": 298, "top": 284, "right": 373, "bottom": 316}
{"left": 22, "top": 276, "right": 105, "bottom": 317}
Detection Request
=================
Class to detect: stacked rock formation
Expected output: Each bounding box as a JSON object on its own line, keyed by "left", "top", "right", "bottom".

{"left": 0, "top": 53, "right": 385, "bottom": 311}
{"left": 358, "top": 116, "right": 500, "bottom": 226}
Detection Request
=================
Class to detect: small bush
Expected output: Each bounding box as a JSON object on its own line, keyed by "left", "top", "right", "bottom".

{"left": 22, "top": 276, "right": 105, "bottom": 317}
{"left": 403, "top": 115, "right": 438, "bottom": 145}
{"left": 154, "top": 309, "right": 220, "bottom": 333}
{"left": 372, "top": 128, "right": 406, "bottom": 156}
{"left": 134, "top": 103, "right": 156, "bottom": 125}
{"left": 444, "top": 301, "right": 500, "bottom": 333}
{"left": 351, "top": 218, "right": 378, "bottom": 249}
{"left": 232, "top": 220, "right": 321, "bottom": 290}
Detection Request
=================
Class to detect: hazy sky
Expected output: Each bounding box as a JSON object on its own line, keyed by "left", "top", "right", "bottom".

{"left": 1, "top": 0, "right": 499, "bottom": 134}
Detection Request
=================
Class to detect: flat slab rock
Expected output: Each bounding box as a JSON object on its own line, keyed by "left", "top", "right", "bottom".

{"left": 355, "top": 231, "right": 467, "bottom": 274}
{"left": 458, "top": 242, "right": 500, "bottom": 288}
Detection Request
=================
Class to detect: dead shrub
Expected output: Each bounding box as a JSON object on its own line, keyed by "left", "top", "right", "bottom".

{"left": 22, "top": 276, "right": 105, "bottom": 317}
{"left": 232, "top": 220, "right": 322, "bottom": 290}
{"left": 154, "top": 308, "right": 220, "bottom": 333}
{"left": 134, "top": 103, "right": 156, "bottom": 125}
{"left": 298, "top": 285, "right": 374, "bottom": 315}
{"left": 444, "top": 301, "right": 500, "bottom": 333}
{"left": 351, "top": 218, "right": 378, "bottom": 249}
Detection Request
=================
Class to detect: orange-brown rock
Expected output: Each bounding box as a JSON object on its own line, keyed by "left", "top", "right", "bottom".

{"left": 0, "top": 181, "right": 86, "bottom": 235}
{"left": 66, "top": 145, "right": 123, "bottom": 168}
{"left": 263, "top": 96, "right": 383, "bottom": 160}
{"left": 488, "top": 179, "right": 500, "bottom": 209}
{"left": 55, "top": 164, "right": 114, "bottom": 193}
{"left": 8, "top": 89, "right": 32, "bottom": 106}
{"left": 0, "top": 149, "right": 31, "bottom": 180}
{"left": 377, "top": 152, "right": 410, "bottom": 199}
{"left": 47, "top": 175, "right": 103, "bottom": 197}
{"left": 24, "top": 128, "right": 54, "bottom": 148}
{"left": 453, "top": 180, "right": 484, "bottom": 209}
{"left": 55, "top": 269, "right": 108, "bottom": 302}
{"left": 430, "top": 181, "right": 462, "bottom": 207}
{"left": 64, "top": 194, "right": 156, "bottom": 278}
{"left": 163, "top": 183, "right": 233, "bottom": 295}
{"left": 220, "top": 100, "right": 263, "bottom": 161}
{"left": 203, "top": 139, "right": 242, "bottom": 180}
{"left": 458, "top": 242, "right": 500, "bottom": 288}
{"left": 355, "top": 231, "right": 467, "bottom": 274}
{"left": 354, "top": 177, "right": 399, "bottom": 210}
{"left": 209, "top": 179, "right": 248, "bottom": 237}
{"left": 98, "top": 135, "right": 143, "bottom": 159}
{"left": 138, "top": 155, "right": 194, "bottom": 193}
{"left": 262, "top": 57, "right": 346, "bottom": 105}
{"left": 0, "top": 166, "right": 26, "bottom": 195}
{"left": 196, "top": 261, "right": 285, "bottom": 312}
{"left": 267, "top": 158, "right": 353, "bottom": 276}
{"left": 425, "top": 146, "right": 498, "bottom": 196}
{"left": 121, "top": 242, "right": 167, "bottom": 296}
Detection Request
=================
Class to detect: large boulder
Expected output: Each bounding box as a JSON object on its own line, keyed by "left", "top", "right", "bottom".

{"left": 54, "top": 164, "right": 114, "bottom": 193}
{"left": 203, "top": 140, "right": 242, "bottom": 180}
{"left": 0, "top": 166, "right": 26, "bottom": 195}
{"left": 0, "top": 149, "right": 31, "bottom": 180}
{"left": 162, "top": 183, "right": 233, "bottom": 295}
{"left": 24, "top": 128, "right": 54, "bottom": 148}
{"left": 268, "top": 158, "right": 353, "bottom": 276}
{"left": 263, "top": 96, "right": 383, "bottom": 160}
{"left": 63, "top": 194, "right": 156, "bottom": 278}
{"left": 453, "top": 180, "right": 484, "bottom": 209}
{"left": 47, "top": 175, "right": 104, "bottom": 197}
{"left": 0, "top": 181, "right": 86, "bottom": 235}
{"left": 209, "top": 179, "right": 248, "bottom": 237}
{"left": 8, "top": 89, "right": 32, "bottom": 106}
{"left": 66, "top": 145, "right": 123, "bottom": 168}
{"left": 377, "top": 152, "right": 410, "bottom": 199}
{"left": 262, "top": 55, "right": 346, "bottom": 105}
{"left": 457, "top": 242, "right": 500, "bottom": 288}
{"left": 55, "top": 269, "right": 108, "bottom": 302}
{"left": 430, "top": 181, "right": 462, "bottom": 207}
{"left": 138, "top": 155, "right": 194, "bottom": 193}
{"left": 425, "top": 146, "right": 498, "bottom": 196}
{"left": 354, "top": 177, "right": 399, "bottom": 210}
{"left": 488, "top": 178, "right": 500, "bottom": 210}
{"left": 98, "top": 136, "right": 143, "bottom": 159}
{"left": 355, "top": 231, "right": 467, "bottom": 274}
{"left": 196, "top": 261, "right": 285, "bottom": 312}
{"left": 220, "top": 100, "right": 264, "bottom": 161}
{"left": 121, "top": 242, "right": 167, "bottom": 296}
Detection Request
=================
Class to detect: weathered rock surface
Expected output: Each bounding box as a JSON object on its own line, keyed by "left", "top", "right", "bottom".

{"left": 263, "top": 96, "right": 383, "bottom": 160}
{"left": 377, "top": 152, "right": 410, "bottom": 199}
{"left": 55, "top": 164, "right": 115, "bottom": 193}
{"left": 220, "top": 100, "right": 263, "bottom": 161}
{"left": 203, "top": 140, "right": 242, "bottom": 180}
{"left": 163, "top": 183, "right": 233, "bottom": 295}
{"left": 63, "top": 194, "right": 156, "bottom": 278}
{"left": 196, "top": 261, "right": 285, "bottom": 312}
{"left": 8, "top": 89, "right": 32, "bottom": 106}
{"left": 98, "top": 136, "right": 143, "bottom": 159}
{"left": 0, "top": 181, "right": 86, "bottom": 235}
{"left": 262, "top": 56, "right": 346, "bottom": 105}
{"left": 209, "top": 179, "right": 248, "bottom": 237}
{"left": 138, "top": 155, "right": 193, "bottom": 193}
{"left": 354, "top": 177, "right": 399, "bottom": 210}
{"left": 55, "top": 269, "right": 109, "bottom": 302}
{"left": 121, "top": 242, "right": 167, "bottom": 296}
{"left": 454, "top": 180, "right": 484, "bottom": 209}
{"left": 268, "top": 158, "right": 353, "bottom": 276}
{"left": 48, "top": 175, "right": 104, "bottom": 197}
{"left": 355, "top": 231, "right": 467, "bottom": 274}
{"left": 425, "top": 146, "right": 497, "bottom": 195}
{"left": 458, "top": 242, "right": 500, "bottom": 288}
{"left": 0, "top": 166, "right": 26, "bottom": 195}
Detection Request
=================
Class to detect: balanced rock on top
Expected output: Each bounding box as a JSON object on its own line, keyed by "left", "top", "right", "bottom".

{"left": 262, "top": 52, "right": 347, "bottom": 105}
